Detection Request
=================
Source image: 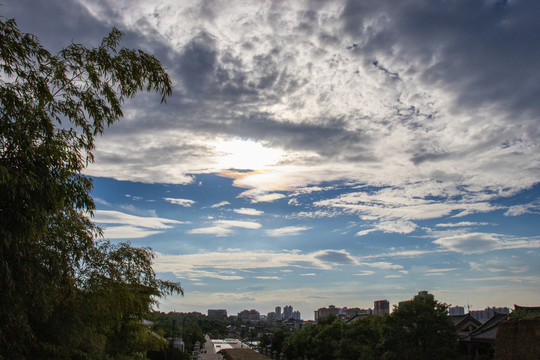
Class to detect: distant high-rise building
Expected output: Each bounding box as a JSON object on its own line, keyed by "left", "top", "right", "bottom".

{"left": 284, "top": 305, "right": 293, "bottom": 320}
{"left": 343, "top": 307, "right": 372, "bottom": 320}
{"left": 449, "top": 306, "right": 465, "bottom": 316}
{"left": 398, "top": 291, "right": 433, "bottom": 308}
{"left": 238, "top": 309, "right": 260, "bottom": 321}
{"left": 314, "top": 305, "right": 340, "bottom": 321}
{"left": 208, "top": 309, "right": 228, "bottom": 319}
{"left": 275, "top": 306, "right": 282, "bottom": 320}
{"left": 292, "top": 310, "right": 301, "bottom": 320}
{"left": 374, "top": 300, "right": 390, "bottom": 315}
{"left": 469, "top": 307, "right": 510, "bottom": 323}
{"left": 315, "top": 305, "right": 371, "bottom": 321}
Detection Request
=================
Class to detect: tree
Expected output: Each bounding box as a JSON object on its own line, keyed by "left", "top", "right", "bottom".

{"left": 336, "top": 315, "right": 388, "bottom": 360}
{"left": 0, "top": 16, "right": 182, "bottom": 358}
{"left": 284, "top": 315, "right": 344, "bottom": 360}
{"left": 384, "top": 293, "right": 457, "bottom": 360}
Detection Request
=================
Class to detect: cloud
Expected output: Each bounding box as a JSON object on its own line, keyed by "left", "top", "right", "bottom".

{"left": 314, "top": 250, "right": 356, "bottom": 265}
{"left": 248, "top": 192, "right": 287, "bottom": 203}
{"left": 356, "top": 219, "right": 417, "bottom": 236}
{"left": 433, "top": 232, "right": 502, "bottom": 254}
{"left": 470, "top": 260, "right": 528, "bottom": 274}
{"left": 211, "top": 201, "right": 230, "bottom": 208}
{"left": 93, "top": 210, "right": 183, "bottom": 239}
{"left": 505, "top": 201, "right": 540, "bottom": 217}
{"left": 363, "top": 249, "right": 443, "bottom": 259}
{"left": 266, "top": 226, "right": 311, "bottom": 237}
{"left": 187, "top": 219, "right": 262, "bottom": 237}
{"left": 384, "top": 275, "right": 402, "bottom": 279}
{"left": 353, "top": 271, "right": 375, "bottom": 276}
{"left": 300, "top": 273, "right": 317, "bottom": 276}
{"left": 436, "top": 222, "right": 490, "bottom": 228}
{"left": 163, "top": 197, "right": 196, "bottom": 207}
{"left": 425, "top": 268, "right": 459, "bottom": 277}
{"left": 187, "top": 226, "right": 234, "bottom": 237}
{"left": 99, "top": 225, "right": 164, "bottom": 239}
{"left": 316, "top": 186, "right": 500, "bottom": 224}
{"left": 360, "top": 262, "right": 404, "bottom": 270}
{"left": 154, "top": 249, "right": 401, "bottom": 281}
{"left": 254, "top": 276, "right": 281, "bottom": 280}
{"left": 463, "top": 276, "right": 538, "bottom": 283}
{"left": 94, "top": 210, "right": 182, "bottom": 229}
{"left": 426, "top": 268, "right": 459, "bottom": 273}
{"left": 505, "top": 205, "right": 530, "bottom": 216}
{"left": 234, "top": 208, "right": 264, "bottom": 216}
{"left": 53, "top": 0, "right": 537, "bottom": 242}
{"left": 216, "top": 220, "right": 262, "bottom": 229}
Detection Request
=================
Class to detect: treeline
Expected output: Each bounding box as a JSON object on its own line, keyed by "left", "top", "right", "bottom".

{"left": 262, "top": 294, "right": 457, "bottom": 360}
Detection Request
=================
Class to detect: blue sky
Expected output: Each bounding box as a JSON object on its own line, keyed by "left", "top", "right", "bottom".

{"left": 4, "top": 0, "right": 540, "bottom": 319}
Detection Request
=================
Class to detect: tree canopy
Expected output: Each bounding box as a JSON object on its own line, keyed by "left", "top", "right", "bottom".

{"left": 280, "top": 295, "right": 457, "bottom": 360}
{"left": 0, "top": 16, "right": 181, "bottom": 359}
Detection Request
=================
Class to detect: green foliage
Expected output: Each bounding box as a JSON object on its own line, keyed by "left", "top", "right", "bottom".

{"left": 0, "top": 16, "right": 180, "bottom": 359}
{"left": 282, "top": 296, "right": 457, "bottom": 360}
{"left": 387, "top": 294, "right": 457, "bottom": 360}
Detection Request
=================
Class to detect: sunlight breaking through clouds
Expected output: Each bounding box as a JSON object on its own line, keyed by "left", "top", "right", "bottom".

{"left": 9, "top": 0, "right": 539, "bottom": 316}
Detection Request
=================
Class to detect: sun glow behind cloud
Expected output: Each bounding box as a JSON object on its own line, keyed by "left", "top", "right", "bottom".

{"left": 214, "top": 139, "right": 285, "bottom": 171}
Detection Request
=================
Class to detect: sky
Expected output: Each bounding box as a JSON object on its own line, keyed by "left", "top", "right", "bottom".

{"left": 4, "top": 0, "right": 540, "bottom": 320}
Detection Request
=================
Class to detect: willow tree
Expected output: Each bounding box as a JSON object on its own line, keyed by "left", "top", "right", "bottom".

{"left": 0, "top": 17, "right": 182, "bottom": 358}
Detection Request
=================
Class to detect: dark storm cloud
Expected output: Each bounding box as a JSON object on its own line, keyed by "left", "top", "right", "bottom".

{"left": 2, "top": 0, "right": 110, "bottom": 51}
{"left": 341, "top": 0, "right": 540, "bottom": 119}
{"left": 177, "top": 32, "right": 219, "bottom": 93}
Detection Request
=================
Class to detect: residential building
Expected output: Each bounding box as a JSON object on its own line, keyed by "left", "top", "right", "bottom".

{"left": 275, "top": 306, "right": 282, "bottom": 320}
{"left": 374, "top": 300, "right": 390, "bottom": 315}
{"left": 315, "top": 305, "right": 373, "bottom": 321}
{"left": 238, "top": 309, "right": 260, "bottom": 321}
{"left": 314, "top": 305, "right": 340, "bottom": 321}
{"left": 208, "top": 309, "right": 228, "bottom": 319}
{"left": 449, "top": 306, "right": 465, "bottom": 316}
{"left": 283, "top": 305, "right": 293, "bottom": 320}
{"left": 469, "top": 306, "right": 510, "bottom": 323}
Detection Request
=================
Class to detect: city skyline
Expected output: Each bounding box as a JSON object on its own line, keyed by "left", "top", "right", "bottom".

{"left": 194, "top": 293, "right": 512, "bottom": 322}
{"left": 4, "top": 0, "right": 539, "bottom": 320}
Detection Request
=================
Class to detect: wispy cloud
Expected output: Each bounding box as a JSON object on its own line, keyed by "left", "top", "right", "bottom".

{"left": 353, "top": 271, "right": 375, "bottom": 276}
{"left": 154, "top": 249, "right": 402, "bottom": 281}
{"left": 93, "top": 210, "right": 183, "bottom": 239}
{"left": 266, "top": 226, "right": 311, "bottom": 237}
{"left": 436, "top": 222, "right": 491, "bottom": 228}
{"left": 433, "top": 232, "right": 540, "bottom": 254}
{"left": 211, "top": 201, "right": 230, "bottom": 208}
{"left": 234, "top": 208, "right": 264, "bottom": 216}
{"left": 463, "top": 276, "right": 538, "bottom": 283}
{"left": 357, "top": 220, "right": 417, "bottom": 236}
{"left": 470, "top": 260, "right": 528, "bottom": 274}
{"left": 187, "top": 220, "right": 262, "bottom": 237}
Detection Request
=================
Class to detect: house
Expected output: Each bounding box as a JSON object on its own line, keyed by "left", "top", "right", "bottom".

{"left": 459, "top": 312, "right": 508, "bottom": 359}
